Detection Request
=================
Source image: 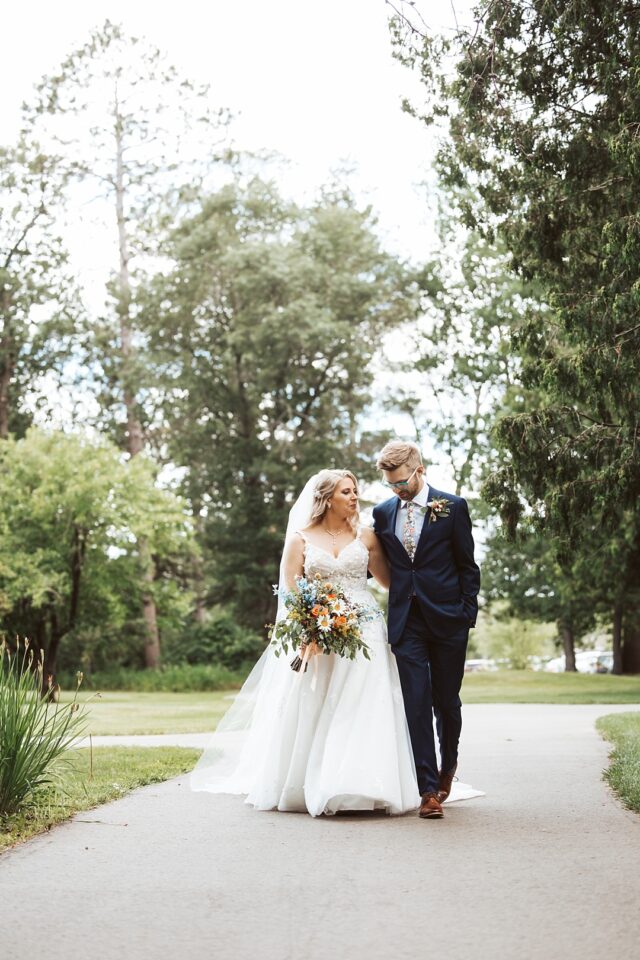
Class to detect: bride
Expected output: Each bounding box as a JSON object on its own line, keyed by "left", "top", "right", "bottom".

{"left": 191, "top": 469, "right": 477, "bottom": 816}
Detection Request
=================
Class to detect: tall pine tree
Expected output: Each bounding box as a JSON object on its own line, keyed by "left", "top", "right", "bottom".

{"left": 392, "top": 0, "right": 640, "bottom": 671}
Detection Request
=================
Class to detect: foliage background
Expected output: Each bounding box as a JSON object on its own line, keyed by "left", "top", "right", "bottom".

{"left": 1, "top": 7, "right": 639, "bottom": 678}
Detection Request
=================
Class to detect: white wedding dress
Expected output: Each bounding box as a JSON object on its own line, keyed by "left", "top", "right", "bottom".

{"left": 191, "top": 529, "right": 481, "bottom": 816}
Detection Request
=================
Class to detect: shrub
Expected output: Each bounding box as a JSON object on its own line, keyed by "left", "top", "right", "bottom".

{"left": 58, "top": 623, "right": 147, "bottom": 674}
{"left": 163, "top": 613, "right": 266, "bottom": 670}
{"left": 0, "top": 643, "right": 88, "bottom": 816}
{"left": 56, "top": 662, "right": 250, "bottom": 692}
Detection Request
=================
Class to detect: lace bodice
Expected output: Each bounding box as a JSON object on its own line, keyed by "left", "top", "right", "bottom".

{"left": 298, "top": 531, "right": 370, "bottom": 599}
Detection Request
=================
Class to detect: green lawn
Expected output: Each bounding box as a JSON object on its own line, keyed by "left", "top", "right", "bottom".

{"left": 0, "top": 746, "right": 199, "bottom": 852}
{"left": 461, "top": 670, "right": 640, "bottom": 704}
{"left": 596, "top": 713, "right": 640, "bottom": 814}
{"left": 60, "top": 690, "right": 233, "bottom": 736}
{"left": 58, "top": 671, "right": 640, "bottom": 737}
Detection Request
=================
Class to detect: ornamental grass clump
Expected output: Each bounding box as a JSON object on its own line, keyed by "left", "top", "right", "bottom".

{"left": 0, "top": 641, "right": 88, "bottom": 816}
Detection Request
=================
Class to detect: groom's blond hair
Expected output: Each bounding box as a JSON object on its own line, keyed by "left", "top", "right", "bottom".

{"left": 376, "top": 440, "right": 423, "bottom": 472}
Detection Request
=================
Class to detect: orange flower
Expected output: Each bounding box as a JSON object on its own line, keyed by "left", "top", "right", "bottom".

{"left": 334, "top": 615, "right": 347, "bottom": 628}
{"left": 311, "top": 605, "right": 321, "bottom": 617}
{"left": 326, "top": 594, "right": 337, "bottom": 601}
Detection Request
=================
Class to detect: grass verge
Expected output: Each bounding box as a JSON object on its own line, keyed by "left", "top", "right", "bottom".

{"left": 57, "top": 666, "right": 640, "bottom": 704}
{"left": 54, "top": 672, "right": 640, "bottom": 738}
{"left": 60, "top": 690, "right": 231, "bottom": 735}
{"left": 0, "top": 746, "right": 199, "bottom": 853}
{"left": 596, "top": 712, "right": 640, "bottom": 814}
{"left": 57, "top": 663, "right": 249, "bottom": 692}
{"left": 462, "top": 670, "right": 640, "bottom": 704}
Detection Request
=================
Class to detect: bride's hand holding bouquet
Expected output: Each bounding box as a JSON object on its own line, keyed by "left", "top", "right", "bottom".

{"left": 269, "top": 575, "right": 373, "bottom": 672}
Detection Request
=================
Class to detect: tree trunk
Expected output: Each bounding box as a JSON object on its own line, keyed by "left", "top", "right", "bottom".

{"left": 194, "top": 581, "right": 207, "bottom": 625}
{"left": 622, "top": 617, "right": 640, "bottom": 675}
{"left": 612, "top": 601, "right": 624, "bottom": 675}
{"left": 41, "top": 611, "right": 62, "bottom": 700}
{"left": 455, "top": 383, "right": 483, "bottom": 496}
{"left": 192, "top": 495, "right": 207, "bottom": 625}
{"left": 42, "top": 646, "right": 60, "bottom": 699}
{"left": 114, "top": 100, "right": 144, "bottom": 458}
{"left": 32, "top": 618, "right": 47, "bottom": 678}
{"left": 140, "top": 540, "right": 161, "bottom": 668}
{"left": 0, "top": 360, "right": 11, "bottom": 439}
{"left": 0, "top": 304, "right": 14, "bottom": 439}
{"left": 559, "top": 618, "right": 576, "bottom": 671}
{"left": 114, "top": 88, "right": 161, "bottom": 668}
{"left": 41, "top": 531, "right": 87, "bottom": 697}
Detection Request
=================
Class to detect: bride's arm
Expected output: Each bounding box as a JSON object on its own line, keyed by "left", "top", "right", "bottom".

{"left": 359, "top": 527, "right": 390, "bottom": 590}
{"left": 281, "top": 534, "right": 305, "bottom": 591}
{"left": 281, "top": 535, "right": 314, "bottom": 660}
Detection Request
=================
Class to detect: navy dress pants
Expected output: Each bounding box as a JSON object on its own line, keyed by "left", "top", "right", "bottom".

{"left": 392, "top": 599, "right": 469, "bottom": 795}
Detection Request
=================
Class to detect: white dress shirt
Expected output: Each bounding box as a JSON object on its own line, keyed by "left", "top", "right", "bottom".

{"left": 395, "top": 481, "right": 430, "bottom": 548}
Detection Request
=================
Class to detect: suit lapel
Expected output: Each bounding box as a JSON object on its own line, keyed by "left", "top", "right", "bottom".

{"left": 414, "top": 484, "right": 439, "bottom": 557}
{"left": 389, "top": 495, "right": 401, "bottom": 536}
{"left": 380, "top": 496, "right": 408, "bottom": 559}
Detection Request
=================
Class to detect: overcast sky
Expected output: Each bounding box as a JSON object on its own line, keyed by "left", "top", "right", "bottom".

{"left": 3, "top": 0, "right": 476, "bottom": 487}
{"left": 3, "top": 0, "right": 473, "bottom": 260}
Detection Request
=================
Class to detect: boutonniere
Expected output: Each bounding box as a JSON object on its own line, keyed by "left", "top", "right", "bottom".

{"left": 426, "top": 497, "right": 452, "bottom": 523}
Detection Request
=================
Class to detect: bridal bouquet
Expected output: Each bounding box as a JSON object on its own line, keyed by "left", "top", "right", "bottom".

{"left": 269, "top": 576, "right": 373, "bottom": 672}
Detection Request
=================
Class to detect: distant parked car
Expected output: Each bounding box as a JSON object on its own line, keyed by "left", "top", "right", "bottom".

{"left": 543, "top": 650, "right": 613, "bottom": 674}
{"left": 464, "top": 658, "right": 499, "bottom": 673}
{"left": 593, "top": 653, "right": 613, "bottom": 673}
{"left": 528, "top": 656, "right": 548, "bottom": 672}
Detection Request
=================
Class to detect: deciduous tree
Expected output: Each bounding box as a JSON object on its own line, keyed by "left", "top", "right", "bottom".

{"left": 0, "top": 429, "right": 194, "bottom": 690}
{"left": 0, "top": 136, "right": 78, "bottom": 438}
{"left": 141, "top": 179, "right": 426, "bottom": 629}
{"left": 26, "top": 21, "right": 230, "bottom": 665}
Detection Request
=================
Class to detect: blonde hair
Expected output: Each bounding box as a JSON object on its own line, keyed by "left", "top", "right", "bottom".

{"left": 376, "top": 440, "right": 423, "bottom": 472}
{"left": 310, "top": 469, "right": 359, "bottom": 529}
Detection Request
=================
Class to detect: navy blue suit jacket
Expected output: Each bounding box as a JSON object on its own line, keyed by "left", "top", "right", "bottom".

{"left": 373, "top": 487, "right": 480, "bottom": 645}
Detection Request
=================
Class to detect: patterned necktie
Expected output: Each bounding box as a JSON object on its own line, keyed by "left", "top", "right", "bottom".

{"left": 403, "top": 500, "right": 416, "bottom": 559}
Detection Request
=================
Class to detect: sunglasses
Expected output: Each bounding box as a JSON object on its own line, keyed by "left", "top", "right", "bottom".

{"left": 382, "top": 465, "right": 420, "bottom": 489}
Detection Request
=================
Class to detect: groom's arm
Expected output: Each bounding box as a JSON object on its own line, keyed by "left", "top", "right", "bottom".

{"left": 368, "top": 504, "right": 384, "bottom": 580}
{"left": 372, "top": 504, "right": 385, "bottom": 539}
{"left": 360, "top": 527, "right": 390, "bottom": 589}
{"left": 452, "top": 498, "right": 480, "bottom": 627}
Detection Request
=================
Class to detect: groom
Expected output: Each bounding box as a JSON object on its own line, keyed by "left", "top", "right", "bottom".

{"left": 373, "top": 440, "right": 480, "bottom": 819}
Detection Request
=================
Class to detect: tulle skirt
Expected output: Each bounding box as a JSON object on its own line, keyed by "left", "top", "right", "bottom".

{"left": 190, "top": 608, "right": 482, "bottom": 816}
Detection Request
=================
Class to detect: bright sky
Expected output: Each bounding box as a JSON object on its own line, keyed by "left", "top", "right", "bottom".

{"left": 3, "top": 0, "right": 477, "bottom": 489}
{"left": 3, "top": 0, "right": 472, "bottom": 260}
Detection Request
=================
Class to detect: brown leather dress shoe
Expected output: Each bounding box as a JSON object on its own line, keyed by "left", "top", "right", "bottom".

{"left": 437, "top": 763, "right": 458, "bottom": 804}
{"left": 419, "top": 792, "right": 443, "bottom": 819}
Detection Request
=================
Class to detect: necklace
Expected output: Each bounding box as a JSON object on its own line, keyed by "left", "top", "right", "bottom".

{"left": 322, "top": 523, "right": 346, "bottom": 547}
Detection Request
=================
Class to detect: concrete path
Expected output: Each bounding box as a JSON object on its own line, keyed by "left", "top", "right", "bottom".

{"left": 1, "top": 704, "right": 639, "bottom": 960}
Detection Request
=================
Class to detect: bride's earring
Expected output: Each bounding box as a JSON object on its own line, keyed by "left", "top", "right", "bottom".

{"left": 327, "top": 501, "right": 332, "bottom": 508}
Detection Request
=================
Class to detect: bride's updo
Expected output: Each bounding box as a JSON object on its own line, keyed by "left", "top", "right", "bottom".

{"left": 309, "top": 469, "right": 359, "bottom": 529}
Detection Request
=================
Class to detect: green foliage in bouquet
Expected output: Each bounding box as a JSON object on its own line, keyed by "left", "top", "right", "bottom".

{"left": 269, "top": 576, "right": 372, "bottom": 668}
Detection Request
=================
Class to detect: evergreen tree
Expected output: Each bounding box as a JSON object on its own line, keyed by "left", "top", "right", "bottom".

{"left": 391, "top": 0, "right": 640, "bottom": 671}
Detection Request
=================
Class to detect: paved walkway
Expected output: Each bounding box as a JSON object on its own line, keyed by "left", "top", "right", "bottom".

{"left": 1, "top": 704, "right": 639, "bottom": 960}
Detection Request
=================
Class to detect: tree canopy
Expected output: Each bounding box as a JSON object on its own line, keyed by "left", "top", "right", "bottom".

{"left": 0, "top": 429, "right": 194, "bottom": 686}
{"left": 391, "top": 0, "right": 640, "bottom": 671}
{"left": 140, "top": 178, "right": 427, "bottom": 628}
